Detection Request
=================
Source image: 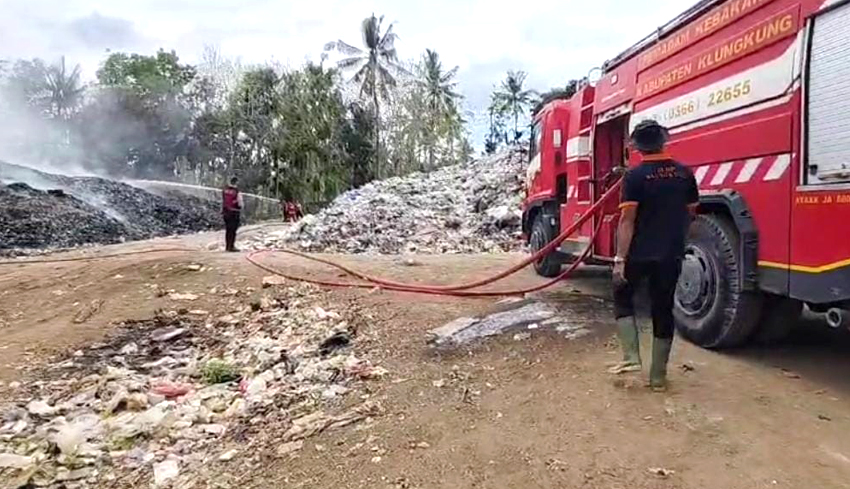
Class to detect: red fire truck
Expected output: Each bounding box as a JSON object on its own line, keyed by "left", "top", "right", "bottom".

{"left": 523, "top": 0, "right": 850, "bottom": 348}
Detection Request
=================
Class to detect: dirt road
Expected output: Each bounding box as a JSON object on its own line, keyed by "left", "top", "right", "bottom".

{"left": 2, "top": 227, "right": 850, "bottom": 488}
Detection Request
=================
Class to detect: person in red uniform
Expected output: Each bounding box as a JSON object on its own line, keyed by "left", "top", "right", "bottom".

{"left": 610, "top": 120, "right": 699, "bottom": 392}
{"left": 221, "top": 177, "right": 244, "bottom": 252}
{"left": 285, "top": 201, "right": 303, "bottom": 222}
{"left": 280, "top": 198, "right": 289, "bottom": 222}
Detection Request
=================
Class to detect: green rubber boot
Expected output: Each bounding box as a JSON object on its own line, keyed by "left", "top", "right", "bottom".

{"left": 608, "top": 316, "right": 642, "bottom": 374}
{"left": 649, "top": 337, "right": 673, "bottom": 392}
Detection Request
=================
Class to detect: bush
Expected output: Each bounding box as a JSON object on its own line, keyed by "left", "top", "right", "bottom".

{"left": 201, "top": 359, "right": 239, "bottom": 384}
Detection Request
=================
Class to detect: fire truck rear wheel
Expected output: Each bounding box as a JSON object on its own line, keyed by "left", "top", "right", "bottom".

{"left": 752, "top": 295, "right": 803, "bottom": 344}
{"left": 674, "top": 215, "right": 763, "bottom": 349}
{"left": 530, "top": 213, "right": 562, "bottom": 278}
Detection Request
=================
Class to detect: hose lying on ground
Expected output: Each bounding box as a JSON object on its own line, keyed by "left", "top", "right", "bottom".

{"left": 244, "top": 179, "right": 622, "bottom": 297}
{"left": 246, "top": 218, "right": 604, "bottom": 297}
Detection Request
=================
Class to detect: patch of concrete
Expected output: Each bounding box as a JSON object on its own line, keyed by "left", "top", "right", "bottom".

{"left": 427, "top": 300, "right": 593, "bottom": 348}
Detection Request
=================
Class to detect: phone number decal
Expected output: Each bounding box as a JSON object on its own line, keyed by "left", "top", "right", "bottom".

{"left": 642, "top": 78, "right": 755, "bottom": 127}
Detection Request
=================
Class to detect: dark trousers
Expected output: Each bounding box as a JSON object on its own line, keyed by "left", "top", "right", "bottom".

{"left": 613, "top": 259, "right": 682, "bottom": 339}
{"left": 223, "top": 212, "right": 240, "bottom": 251}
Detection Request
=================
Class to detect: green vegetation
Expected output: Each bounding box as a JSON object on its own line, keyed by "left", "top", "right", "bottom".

{"left": 532, "top": 80, "right": 580, "bottom": 116}
{"left": 1, "top": 14, "right": 578, "bottom": 203}
{"left": 201, "top": 359, "right": 240, "bottom": 385}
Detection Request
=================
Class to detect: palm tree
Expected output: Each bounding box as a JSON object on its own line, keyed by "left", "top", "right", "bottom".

{"left": 445, "top": 109, "right": 469, "bottom": 162}
{"left": 494, "top": 70, "right": 536, "bottom": 142}
{"left": 487, "top": 91, "right": 509, "bottom": 150}
{"left": 43, "top": 56, "right": 84, "bottom": 120}
{"left": 419, "top": 49, "right": 460, "bottom": 119}
{"left": 417, "top": 49, "right": 461, "bottom": 168}
{"left": 325, "top": 14, "right": 405, "bottom": 176}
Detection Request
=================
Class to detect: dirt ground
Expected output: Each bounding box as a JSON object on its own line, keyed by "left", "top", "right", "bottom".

{"left": 2, "top": 225, "right": 850, "bottom": 489}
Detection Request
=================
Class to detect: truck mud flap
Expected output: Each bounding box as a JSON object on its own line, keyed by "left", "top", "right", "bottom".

{"left": 699, "top": 191, "right": 759, "bottom": 292}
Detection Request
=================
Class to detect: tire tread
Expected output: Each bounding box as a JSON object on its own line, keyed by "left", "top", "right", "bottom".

{"left": 531, "top": 214, "right": 561, "bottom": 278}
{"left": 675, "top": 214, "right": 762, "bottom": 349}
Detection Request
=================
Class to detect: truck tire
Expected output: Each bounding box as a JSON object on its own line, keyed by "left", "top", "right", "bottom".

{"left": 674, "top": 215, "right": 763, "bottom": 348}
{"left": 530, "top": 213, "right": 562, "bottom": 278}
{"left": 752, "top": 295, "right": 803, "bottom": 344}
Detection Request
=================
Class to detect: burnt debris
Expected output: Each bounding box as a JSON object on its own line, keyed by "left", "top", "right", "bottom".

{"left": 0, "top": 161, "right": 221, "bottom": 255}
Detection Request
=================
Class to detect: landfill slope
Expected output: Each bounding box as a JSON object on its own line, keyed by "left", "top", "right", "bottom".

{"left": 256, "top": 149, "right": 527, "bottom": 254}
{"left": 0, "top": 161, "right": 221, "bottom": 254}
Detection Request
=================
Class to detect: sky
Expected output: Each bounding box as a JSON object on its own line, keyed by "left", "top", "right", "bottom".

{"left": 0, "top": 0, "right": 688, "bottom": 145}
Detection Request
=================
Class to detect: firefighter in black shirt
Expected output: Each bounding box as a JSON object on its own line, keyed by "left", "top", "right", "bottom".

{"left": 610, "top": 120, "right": 699, "bottom": 392}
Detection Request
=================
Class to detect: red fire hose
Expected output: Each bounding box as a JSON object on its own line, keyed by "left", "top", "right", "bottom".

{"left": 247, "top": 218, "right": 604, "bottom": 297}
{"left": 245, "top": 179, "right": 622, "bottom": 297}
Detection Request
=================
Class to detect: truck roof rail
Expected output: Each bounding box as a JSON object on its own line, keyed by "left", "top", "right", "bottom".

{"left": 602, "top": 0, "right": 727, "bottom": 73}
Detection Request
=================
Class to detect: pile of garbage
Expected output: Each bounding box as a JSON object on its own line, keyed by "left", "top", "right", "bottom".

{"left": 0, "top": 283, "right": 385, "bottom": 488}
{"left": 0, "top": 183, "right": 129, "bottom": 251}
{"left": 0, "top": 161, "right": 221, "bottom": 255}
{"left": 249, "top": 149, "right": 527, "bottom": 254}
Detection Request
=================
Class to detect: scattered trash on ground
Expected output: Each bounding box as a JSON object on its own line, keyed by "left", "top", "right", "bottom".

{"left": 0, "top": 284, "right": 385, "bottom": 487}
{"left": 513, "top": 332, "right": 532, "bottom": 341}
{"left": 167, "top": 293, "right": 200, "bottom": 302}
{"left": 648, "top": 467, "right": 675, "bottom": 478}
{"left": 72, "top": 299, "right": 105, "bottom": 324}
{"left": 781, "top": 369, "right": 802, "bottom": 379}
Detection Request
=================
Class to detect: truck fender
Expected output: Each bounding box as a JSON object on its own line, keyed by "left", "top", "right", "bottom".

{"left": 522, "top": 199, "right": 559, "bottom": 239}
{"left": 697, "top": 190, "right": 759, "bottom": 291}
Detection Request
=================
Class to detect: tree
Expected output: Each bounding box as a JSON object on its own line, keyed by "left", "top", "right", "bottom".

{"left": 195, "top": 45, "right": 244, "bottom": 111}
{"left": 2, "top": 58, "right": 83, "bottom": 119}
{"left": 532, "top": 79, "right": 580, "bottom": 116}
{"left": 1, "top": 40, "right": 472, "bottom": 209}
{"left": 0, "top": 59, "right": 54, "bottom": 164}
{"left": 380, "top": 51, "right": 469, "bottom": 175}
{"left": 86, "top": 49, "right": 197, "bottom": 178}
{"left": 188, "top": 106, "right": 231, "bottom": 185}
{"left": 494, "top": 70, "right": 536, "bottom": 142}
{"left": 274, "top": 63, "right": 349, "bottom": 203}
{"left": 445, "top": 108, "right": 469, "bottom": 163}
{"left": 97, "top": 50, "right": 196, "bottom": 98}
{"left": 0, "top": 57, "right": 85, "bottom": 165}
{"left": 325, "top": 14, "right": 406, "bottom": 177}
{"left": 386, "top": 79, "right": 426, "bottom": 173}
{"left": 43, "top": 56, "right": 84, "bottom": 120}
{"left": 485, "top": 91, "right": 508, "bottom": 154}
{"left": 183, "top": 47, "right": 246, "bottom": 187}
{"left": 419, "top": 50, "right": 460, "bottom": 120}
{"left": 417, "top": 49, "right": 461, "bottom": 169}
{"left": 341, "top": 103, "right": 376, "bottom": 188}
{"left": 2, "top": 59, "right": 47, "bottom": 111}
{"left": 228, "top": 67, "right": 281, "bottom": 190}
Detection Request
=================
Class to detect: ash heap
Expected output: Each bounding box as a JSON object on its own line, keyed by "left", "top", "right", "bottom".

{"left": 0, "top": 161, "right": 220, "bottom": 255}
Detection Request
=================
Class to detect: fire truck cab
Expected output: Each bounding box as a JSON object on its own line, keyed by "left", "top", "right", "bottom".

{"left": 523, "top": 0, "right": 850, "bottom": 348}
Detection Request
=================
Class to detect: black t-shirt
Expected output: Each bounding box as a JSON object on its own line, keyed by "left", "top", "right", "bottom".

{"left": 621, "top": 159, "right": 699, "bottom": 261}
